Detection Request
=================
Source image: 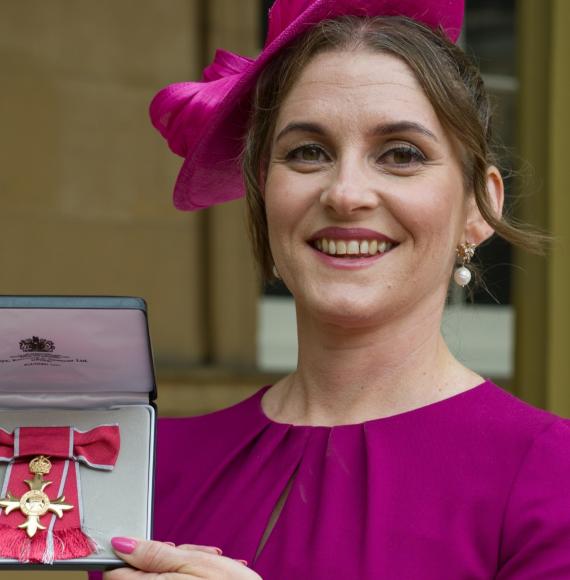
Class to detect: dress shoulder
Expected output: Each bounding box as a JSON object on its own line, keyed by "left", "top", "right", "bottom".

{"left": 158, "top": 385, "right": 268, "bottom": 436}
{"left": 467, "top": 381, "right": 569, "bottom": 446}
{"left": 496, "top": 417, "right": 570, "bottom": 578}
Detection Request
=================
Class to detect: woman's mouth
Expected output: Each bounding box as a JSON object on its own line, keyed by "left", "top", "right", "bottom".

{"left": 311, "top": 238, "right": 395, "bottom": 258}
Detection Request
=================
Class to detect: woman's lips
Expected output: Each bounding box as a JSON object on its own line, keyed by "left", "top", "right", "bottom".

{"left": 309, "top": 244, "right": 392, "bottom": 269}
{"left": 309, "top": 227, "right": 398, "bottom": 244}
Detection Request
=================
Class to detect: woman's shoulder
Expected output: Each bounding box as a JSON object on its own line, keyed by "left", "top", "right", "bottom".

{"left": 424, "top": 381, "right": 570, "bottom": 576}
{"left": 465, "top": 380, "right": 570, "bottom": 446}
{"left": 155, "top": 385, "right": 269, "bottom": 455}
{"left": 158, "top": 385, "right": 267, "bottom": 428}
{"left": 485, "top": 387, "right": 570, "bottom": 576}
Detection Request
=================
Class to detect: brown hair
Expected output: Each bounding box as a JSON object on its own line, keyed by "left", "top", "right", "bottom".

{"left": 242, "top": 16, "right": 546, "bottom": 282}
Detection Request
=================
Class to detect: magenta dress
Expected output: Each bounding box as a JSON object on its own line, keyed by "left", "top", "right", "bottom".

{"left": 90, "top": 380, "right": 570, "bottom": 578}
{"left": 147, "top": 381, "right": 570, "bottom": 578}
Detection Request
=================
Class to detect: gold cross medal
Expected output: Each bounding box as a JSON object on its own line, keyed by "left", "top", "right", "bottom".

{"left": 0, "top": 456, "right": 73, "bottom": 537}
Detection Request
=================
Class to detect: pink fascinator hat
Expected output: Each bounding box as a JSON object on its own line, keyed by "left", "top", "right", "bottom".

{"left": 150, "top": 0, "right": 465, "bottom": 211}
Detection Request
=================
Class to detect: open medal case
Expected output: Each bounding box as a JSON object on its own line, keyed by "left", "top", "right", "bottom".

{"left": 0, "top": 296, "right": 156, "bottom": 571}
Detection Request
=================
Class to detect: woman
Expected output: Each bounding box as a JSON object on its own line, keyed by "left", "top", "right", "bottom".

{"left": 104, "top": 0, "right": 570, "bottom": 578}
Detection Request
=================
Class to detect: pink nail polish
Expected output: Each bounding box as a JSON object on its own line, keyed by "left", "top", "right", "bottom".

{"left": 111, "top": 537, "right": 137, "bottom": 554}
{"left": 238, "top": 559, "right": 248, "bottom": 566}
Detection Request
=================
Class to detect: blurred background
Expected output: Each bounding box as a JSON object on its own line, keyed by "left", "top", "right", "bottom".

{"left": 0, "top": 0, "right": 568, "bottom": 577}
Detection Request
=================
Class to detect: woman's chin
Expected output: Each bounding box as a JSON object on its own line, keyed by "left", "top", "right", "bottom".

{"left": 297, "top": 289, "right": 394, "bottom": 329}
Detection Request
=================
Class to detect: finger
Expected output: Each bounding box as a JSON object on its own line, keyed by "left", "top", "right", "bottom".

{"left": 105, "top": 568, "right": 159, "bottom": 580}
{"left": 176, "top": 543, "right": 223, "bottom": 555}
{"left": 106, "top": 570, "right": 202, "bottom": 580}
{"left": 175, "top": 545, "right": 249, "bottom": 570}
{"left": 174, "top": 544, "right": 249, "bottom": 568}
{"left": 105, "top": 568, "right": 169, "bottom": 580}
{"left": 111, "top": 536, "right": 218, "bottom": 574}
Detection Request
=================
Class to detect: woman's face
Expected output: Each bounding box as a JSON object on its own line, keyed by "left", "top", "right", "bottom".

{"left": 264, "top": 50, "right": 473, "bottom": 328}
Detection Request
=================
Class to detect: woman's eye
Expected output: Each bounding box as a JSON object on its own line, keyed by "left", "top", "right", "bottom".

{"left": 381, "top": 145, "right": 426, "bottom": 166}
{"left": 286, "top": 145, "right": 328, "bottom": 163}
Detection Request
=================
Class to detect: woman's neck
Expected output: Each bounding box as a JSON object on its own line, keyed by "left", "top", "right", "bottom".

{"left": 264, "top": 300, "right": 483, "bottom": 427}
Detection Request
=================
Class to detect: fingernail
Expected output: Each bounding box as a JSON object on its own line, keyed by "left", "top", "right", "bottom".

{"left": 111, "top": 537, "right": 137, "bottom": 554}
{"left": 210, "top": 546, "right": 223, "bottom": 555}
{"left": 238, "top": 559, "right": 248, "bottom": 566}
{"left": 165, "top": 541, "right": 176, "bottom": 547}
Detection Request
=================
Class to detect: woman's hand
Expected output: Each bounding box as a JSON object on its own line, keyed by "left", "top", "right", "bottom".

{"left": 104, "top": 537, "right": 262, "bottom": 579}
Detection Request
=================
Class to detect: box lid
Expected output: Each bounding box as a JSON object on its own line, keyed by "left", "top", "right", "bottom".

{"left": 0, "top": 296, "right": 156, "bottom": 401}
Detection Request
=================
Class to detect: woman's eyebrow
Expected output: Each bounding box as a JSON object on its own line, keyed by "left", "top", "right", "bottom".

{"left": 275, "top": 120, "right": 439, "bottom": 144}
{"left": 275, "top": 121, "right": 326, "bottom": 143}
{"left": 370, "top": 121, "right": 439, "bottom": 142}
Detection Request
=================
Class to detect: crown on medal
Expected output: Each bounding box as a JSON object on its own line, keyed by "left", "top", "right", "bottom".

{"left": 29, "top": 456, "right": 52, "bottom": 475}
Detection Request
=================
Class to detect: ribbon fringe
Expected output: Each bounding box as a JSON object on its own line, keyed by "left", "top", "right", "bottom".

{"left": 0, "top": 524, "right": 97, "bottom": 563}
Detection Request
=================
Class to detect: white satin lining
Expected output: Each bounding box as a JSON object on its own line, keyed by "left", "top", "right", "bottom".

{"left": 0, "top": 392, "right": 149, "bottom": 409}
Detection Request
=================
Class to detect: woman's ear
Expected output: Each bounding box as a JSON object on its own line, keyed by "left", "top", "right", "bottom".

{"left": 464, "top": 165, "right": 504, "bottom": 245}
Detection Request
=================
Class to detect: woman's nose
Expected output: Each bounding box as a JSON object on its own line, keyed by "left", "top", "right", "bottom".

{"left": 319, "top": 157, "right": 380, "bottom": 216}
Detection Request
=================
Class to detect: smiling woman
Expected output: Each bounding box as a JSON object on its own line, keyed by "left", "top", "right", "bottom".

{"left": 244, "top": 16, "right": 542, "bottom": 286}
{"left": 100, "top": 1, "right": 570, "bottom": 579}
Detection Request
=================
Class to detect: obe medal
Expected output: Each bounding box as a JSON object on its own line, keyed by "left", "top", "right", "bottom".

{"left": 0, "top": 455, "right": 74, "bottom": 538}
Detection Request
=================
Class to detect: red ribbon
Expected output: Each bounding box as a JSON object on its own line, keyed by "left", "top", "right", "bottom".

{"left": 0, "top": 425, "right": 120, "bottom": 563}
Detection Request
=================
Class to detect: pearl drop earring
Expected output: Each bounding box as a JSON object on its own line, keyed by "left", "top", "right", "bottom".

{"left": 454, "top": 242, "right": 476, "bottom": 287}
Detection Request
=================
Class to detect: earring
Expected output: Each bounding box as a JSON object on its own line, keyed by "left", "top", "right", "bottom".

{"left": 272, "top": 265, "right": 281, "bottom": 280}
{"left": 454, "top": 242, "right": 476, "bottom": 287}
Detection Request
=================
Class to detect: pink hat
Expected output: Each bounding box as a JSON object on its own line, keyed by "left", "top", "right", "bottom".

{"left": 150, "top": 0, "right": 465, "bottom": 211}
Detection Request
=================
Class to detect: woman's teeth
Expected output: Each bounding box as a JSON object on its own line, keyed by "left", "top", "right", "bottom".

{"left": 314, "top": 238, "right": 393, "bottom": 257}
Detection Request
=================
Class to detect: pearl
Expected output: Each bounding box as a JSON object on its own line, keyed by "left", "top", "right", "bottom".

{"left": 454, "top": 266, "right": 472, "bottom": 287}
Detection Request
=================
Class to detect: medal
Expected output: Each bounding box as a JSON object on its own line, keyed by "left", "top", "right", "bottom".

{"left": 0, "top": 456, "right": 73, "bottom": 538}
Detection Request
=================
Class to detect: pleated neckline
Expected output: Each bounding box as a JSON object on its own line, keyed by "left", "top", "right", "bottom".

{"left": 255, "top": 380, "right": 492, "bottom": 430}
